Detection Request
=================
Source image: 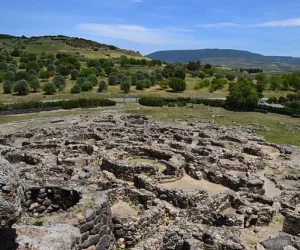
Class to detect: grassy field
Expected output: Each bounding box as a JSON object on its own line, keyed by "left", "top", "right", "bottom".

{"left": 1, "top": 73, "right": 294, "bottom": 104}
{"left": 0, "top": 103, "right": 299, "bottom": 146}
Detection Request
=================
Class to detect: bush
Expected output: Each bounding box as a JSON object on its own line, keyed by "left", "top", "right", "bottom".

{"left": 13, "top": 80, "right": 30, "bottom": 95}
{"left": 87, "top": 74, "right": 98, "bottom": 86}
{"left": 159, "top": 79, "right": 169, "bottom": 89}
{"left": 169, "top": 77, "right": 186, "bottom": 92}
{"left": 139, "top": 97, "right": 164, "bottom": 107}
{"left": 52, "top": 75, "right": 66, "bottom": 90}
{"left": 3, "top": 81, "right": 12, "bottom": 94}
{"left": 71, "top": 69, "right": 79, "bottom": 80}
{"left": 278, "top": 96, "right": 287, "bottom": 104}
{"left": 43, "top": 82, "right": 56, "bottom": 95}
{"left": 70, "top": 84, "right": 81, "bottom": 94}
{"left": 194, "top": 79, "right": 210, "bottom": 90}
{"left": 267, "top": 96, "right": 278, "bottom": 104}
{"left": 4, "top": 71, "right": 15, "bottom": 82}
{"left": 76, "top": 77, "right": 86, "bottom": 85}
{"left": 120, "top": 78, "right": 131, "bottom": 94}
{"left": 29, "top": 76, "right": 40, "bottom": 92}
{"left": 98, "top": 81, "right": 108, "bottom": 92}
{"left": 209, "top": 78, "right": 227, "bottom": 92}
{"left": 285, "top": 101, "right": 300, "bottom": 109}
{"left": 16, "top": 71, "right": 28, "bottom": 81}
{"left": 226, "top": 74, "right": 235, "bottom": 81}
{"left": 81, "top": 81, "right": 93, "bottom": 91}
{"left": 136, "top": 80, "right": 146, "bottom": 90}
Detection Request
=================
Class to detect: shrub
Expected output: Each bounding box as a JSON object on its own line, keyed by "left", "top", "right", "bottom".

{"left": 159, "top": 79, "right": 169, "bottom": 89}
{"left": 16, "top": 71, "right": 28, "bottom": 81}
{"left": 43, "top": 82, "right": 56, "bottom": 95}
{"left": 209, "top": 78, "right": 227, "bottom": 92}
{"left": 3, "top": 81, "right": 12, "bottom": 94}
{"left": 98, "top": 81, "right": 108, "bottom": 92}
{"left": 267, "top": 96, "right": 278, "bottom": 104}
{"left": 87, "top": 74, "right": 98, "bottom": 86}
{"left": 139, "top": 97, "right": 164, "bottom": 107}
{"left": 4, "top": 71, "right": 15, "bottom": 82}
{"left": 13, "top": 80, "right": 30, "bottom": 95}
{"left": 70, "top": 84, "right": 81, "bottom": 94}
{"left": 195, "top": 79, "right": 210, "bottom": 90}
{"left": 29, "top": 76, "right": 40, "bottom": 92}
{"left": 285, "top": 101, "right": 300, "bottom": 109}
{"left": 76, "top": 77, "right": 86, "bottom": 85}
{"left": 136, "top": 80, "right": 146, "bottom": 90}
{"left": 81, "top": 81, "right": 93, "bottom": 91}
{"left": 226, "top": 74, "right": 235, "bottom": 81}
{"left": 278, "top": 96, "right": 287, "bottom": 104}
{"left": 120, "top": 78, "right": 131, "bottom": 94}
{"left": 52, "top": 75, "right": 66, "bottom": 90}
{"left": 71, "top": 69, "right": 79, "bottom": 80}
{"left": 169, "top": 77, "right": 186, "bottom": 92}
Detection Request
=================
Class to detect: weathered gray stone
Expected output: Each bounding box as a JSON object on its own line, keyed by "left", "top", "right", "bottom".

{"left": 0, "top": 157, "right": 23, "bottom": 229}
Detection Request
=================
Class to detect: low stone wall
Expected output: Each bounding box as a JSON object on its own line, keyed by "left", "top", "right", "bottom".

{"left": 76, "top": 193, "right": 115, "bottom": 250}
{"left": 0, "top": 107, "right": 61, "bottom": 116}
{"left": 23, "top": 186, "right": 81, "bottom": 215}
{"left": 134, "top": 175, "right": 208, "bottom": 209}
{"left": 101, "top": 158, "right": 158, "bottom": 181}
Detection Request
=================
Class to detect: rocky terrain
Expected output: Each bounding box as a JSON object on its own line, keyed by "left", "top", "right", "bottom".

{"left": 0, "top": 111, "right": 299, "bottom": 250}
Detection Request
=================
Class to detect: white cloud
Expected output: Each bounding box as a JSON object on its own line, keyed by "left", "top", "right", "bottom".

{"left": 196, "top": 22, "right": 240, "bottom": 28}
{"left": 255, "top": 18, "right": 300, "bottom": 27}
{"left": 75, "top": 23, "right": 197, "bottom": 45}
{"left": 197, "top": 18, "right": 300, "bottom": 28}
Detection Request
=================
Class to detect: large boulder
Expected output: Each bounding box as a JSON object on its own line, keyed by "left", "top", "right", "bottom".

{"left": 0, "top": 157, "right": 24, "bottom": 229}
{"left": 283, "top": 210, "right": 300, "bottom": 236}
{"left": 0, "top": 224, "right": 81, "bottom": 250}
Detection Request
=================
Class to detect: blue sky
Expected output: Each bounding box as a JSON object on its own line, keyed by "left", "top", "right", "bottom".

{"left": 2, "top": 0, "right": 300, "bottom": 56}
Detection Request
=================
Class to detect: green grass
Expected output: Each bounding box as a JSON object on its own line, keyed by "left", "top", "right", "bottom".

{"left": 0, "top": 103, "right": 299, "bottom": 146}
{"left": 122, "top": 103, "right": 300, "bottom": 146}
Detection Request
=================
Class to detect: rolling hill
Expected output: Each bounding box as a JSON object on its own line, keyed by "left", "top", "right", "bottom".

{"left": 0, "top": 34, "right": 143, "bottom": 59}
{"left": 146, "top": 49, "right": 300, "bottom": 72}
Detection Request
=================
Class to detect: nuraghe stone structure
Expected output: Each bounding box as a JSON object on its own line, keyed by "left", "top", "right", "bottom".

{"left": 0, "top": 112, "right": 299, "bottom": 250}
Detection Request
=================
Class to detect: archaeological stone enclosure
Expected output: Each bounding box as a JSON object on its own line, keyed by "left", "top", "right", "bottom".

{"left": 0, "top": 111, "right": 299, "bottom": 250}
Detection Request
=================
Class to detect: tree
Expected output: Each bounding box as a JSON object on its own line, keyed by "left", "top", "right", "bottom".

{"left": 43, "top": 82, "right": 56, "bottom": 95}
{"left": 7, "top": 64, "right": 17, "bottom": 73}
{"left": 29, "top": 76, "right": 40, "bottom": 92}
{"left": 27, "top": 69, "right": 37, "bottom": 77}
{"left": 3, "top": 81, "right": 12, "bottom": 94}
{"left": 174, "top": 68, "right": 186, "bottom": 80}
{"left": 269, "top": 76, "right": 282, "bottom": 91}
{"left": 13, "top": 80, "right": 30, "bottom": 95}
{"left": 120, "top": 78, "right": 131, "bottom": 94}
{"left": 11, "top": 48, "right": 20, "bottom": 57}
{"left": 81, "top": 81, "right": 93, "bottom": 91}
{"left": 26, "top": 61, "right": 40, "bottom": 72}
{"left": 108, "top": 74, "right": 118, "bottom": 85}
{"left": 136, "top": 80, "right": 146, "bottom": 90}
{"left": 16, "top": 71, "right": 28, "bottom": 81}
{"left": 186, "top": 61, "right": 201, "bottom": 71}
{"left": 87, "top": 74, "right": 98, "bottom": 86}
{"left": 52, "top": 75, "right": 66, "bottom": 90}
{"left": 70, "top": 84, "right": 81, "bottom": 94}
{"left": 98, "top": 81, "right": 108, "bottom": 92}
{"left": 4, "top": 71, "right": 15, "bottom": 82}
{"left": 226, "top": 81, "right": 259, "bottom": 108}
{"left": 209, "top": 78, "right": 227, "bottom": 92}
{"left": 255, "top": 72, "right": 268, "bottom": 96}
{"left": 76, "top": 77, "right": 86, "bottom": 85}
{"left": 169, "top": 77, "right": 186, "bottom": 92}
{"left": 155, "top": 73, "right": 163, "bottom": 82}
{"left": 0, "top": 62, "right": 7, "bottom": 71}
{"left": 226, "top": 73, "right": 235, "bottom": 81}
{"left": 79, "top": 67, "right": 96, "bottom": 77}
{"left": 71, "top": 69, "right": 79, "bottom": 80}
{"left": 56, "top": 64, "right": 71, "bottom": 76}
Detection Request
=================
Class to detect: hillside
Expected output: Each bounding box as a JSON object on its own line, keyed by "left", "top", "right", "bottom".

{"left": 146, "top": 49, "right": 300, "bottom": 72}
{"left": 0, "top": 34, "right": 143, "bottom": 59}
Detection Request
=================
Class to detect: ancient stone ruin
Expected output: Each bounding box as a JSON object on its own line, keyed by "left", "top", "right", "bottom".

{"left": 0, "top": 112, "right": 299, "bottom": 249}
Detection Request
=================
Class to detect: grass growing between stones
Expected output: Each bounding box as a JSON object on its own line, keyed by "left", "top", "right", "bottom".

{"left": 123, "top": 103, "right": 300, "bottom": 146}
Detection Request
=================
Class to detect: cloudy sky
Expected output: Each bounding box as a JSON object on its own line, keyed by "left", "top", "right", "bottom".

{"left": 2, "top": 0, "right": 300, "bottom": 56}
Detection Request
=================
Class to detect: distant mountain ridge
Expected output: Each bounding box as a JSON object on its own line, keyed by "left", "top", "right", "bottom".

{"left": 146, "top": 49, "right": 300, "bottom": 65}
